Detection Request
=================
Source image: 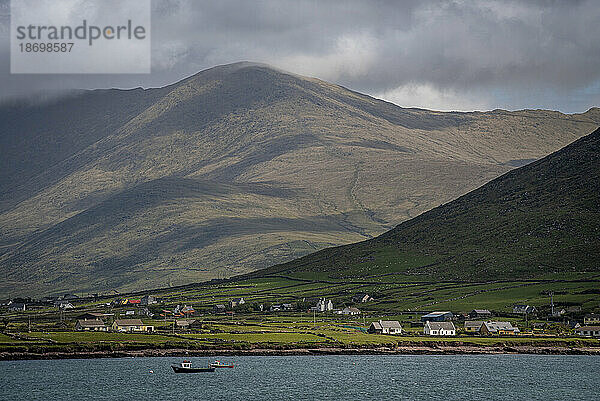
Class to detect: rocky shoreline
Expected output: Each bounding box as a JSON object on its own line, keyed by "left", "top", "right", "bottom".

{"left": 3, "top": 345, "right": 600, "bottom": 360}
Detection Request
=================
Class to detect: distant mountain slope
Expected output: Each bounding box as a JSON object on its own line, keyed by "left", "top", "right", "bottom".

{"left": 258, "top": 127, "right": 600, "bottom": 280}
{"left": 0, "top": 62, "right": 598, "bottom": 296}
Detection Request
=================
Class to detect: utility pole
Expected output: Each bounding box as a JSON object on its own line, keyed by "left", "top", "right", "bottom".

{"left": 550, "top": 292, "right": 555, "bottom": 316}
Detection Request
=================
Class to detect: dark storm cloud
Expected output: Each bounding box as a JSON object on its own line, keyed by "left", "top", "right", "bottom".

{"left": 1, "top": 0, "right": 599, "bottom": 112}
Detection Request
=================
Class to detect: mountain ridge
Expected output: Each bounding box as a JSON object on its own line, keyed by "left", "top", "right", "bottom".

{"left": 0, "top": 62, "right": 598, "bottom": 297}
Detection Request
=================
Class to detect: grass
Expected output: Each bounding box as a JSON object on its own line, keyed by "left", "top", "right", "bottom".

{"left": 183, "top": 332, "right": 325, "bottom": 344}
{"left": 21, "top": 331, "right": 187, "bottom": 344}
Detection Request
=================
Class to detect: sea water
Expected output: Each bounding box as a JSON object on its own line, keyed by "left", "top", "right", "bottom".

{"left": 1, "top": 354, "right": 598, "bottom": 400}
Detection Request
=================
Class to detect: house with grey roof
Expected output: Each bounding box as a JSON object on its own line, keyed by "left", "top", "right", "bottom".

{"left": 340, "top": 307, "right": 361, "bottom": 315}
{"left": 464, "top": 321, "right": 483, "bottom": 333}
{"left": 480, "top": 321, "right": 520, "bottom": 336}
{"left": 575, "top": 326, "right": 600, "bottom": 338}
{"left": 513, "top": 305, "right": 537, "bottom": 314}
{"left": 424, "top": 321, "right": 456, "bottom": 336}
{"left": 76, "top": 319, "right": 108, "bottom": 331}
{"left": 469, "top": 309, "right": 492, "bottom": 319}
{"left": 8, "top": 303, "right": 26, "bottom": 312}
{"left": 368, "top": 320, "right": 402, "bottom": 335}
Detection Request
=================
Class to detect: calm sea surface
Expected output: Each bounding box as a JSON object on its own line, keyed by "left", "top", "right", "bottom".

{"left": 1, "top": 355, "right": 598, "bottom": 400}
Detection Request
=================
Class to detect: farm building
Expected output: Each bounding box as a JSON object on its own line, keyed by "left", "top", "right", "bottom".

{"left": 77, "top": 312, "right": 105, "bottom": 321}
{"left": 421, "top": 311, "right": 453, "bottom": 322}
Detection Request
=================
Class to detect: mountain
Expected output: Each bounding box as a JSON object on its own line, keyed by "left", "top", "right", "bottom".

{"left": 256, "top": 127, "right": 600, "bottom": 281}
{"left": 0, "top": 62, "right": 598, "bottom": 297}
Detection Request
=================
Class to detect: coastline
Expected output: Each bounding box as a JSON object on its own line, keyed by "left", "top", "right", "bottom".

{"left": 3, "top": 345, "right": 600, "bottom": 360}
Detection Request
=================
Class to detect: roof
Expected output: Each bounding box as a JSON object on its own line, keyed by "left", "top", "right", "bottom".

{"left": 176, "top": 319, "right": 196, "bottom": 326}
{"left": 215, "top": 304, "right": 226, "bottom": 309}
{"left": 113, "top": 319, "right": 144, "bottom": 326}
{"left": 345, "top": 307, "right": 360, "bottom": 313}
{"left": 471, "top": 309, "right": 491, "bottom": 314}
{"left": 464, "top": 321, "right": 483, "bottom": 328}
{"left": 370, "top": 321, "right": 382, "bottom": 330}
{"left": 77, "top": 319, "right": 106, "bottom": 327}
{"left": 423, "top": 311, "right": 452, "bottom": 317}
{"left": 585, "top": 313, "right": 600, "bottom": 318}
{"left": 426, "top": 321, "right": 456, "bottom": 331}
{"left": 483, "top": 321, "right": 519, "bottom": 332}
{"left": 79, "top": 312, "right": 105, "bottom": 318}
{"left": 379, "top": 320, "right": 402, "bottom": 329}
{"left": 576, "top": 326, "right": 600, "bottom": 331}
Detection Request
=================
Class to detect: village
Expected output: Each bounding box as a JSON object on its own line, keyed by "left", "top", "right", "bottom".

{"left": 2, "top": 288, "right": 599, "bottom": 355}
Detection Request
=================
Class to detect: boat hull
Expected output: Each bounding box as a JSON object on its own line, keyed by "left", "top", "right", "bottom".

{"left": 171, "top": 366, "right": 215, "bottom": 373}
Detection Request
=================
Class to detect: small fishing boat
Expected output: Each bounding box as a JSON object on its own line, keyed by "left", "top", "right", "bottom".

{"left": 210, "top": 360, "right": 234, "bottom": 368}
{"left": 171, "top": 360, "right": 215, "bottom": 373}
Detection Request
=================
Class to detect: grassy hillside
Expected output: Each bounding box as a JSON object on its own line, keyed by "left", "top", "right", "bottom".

{"left": 257, "top": 127, "right": 600, "bottom": 281}
{"left": 0, "top": 62, "right": 598, "bottom": 296}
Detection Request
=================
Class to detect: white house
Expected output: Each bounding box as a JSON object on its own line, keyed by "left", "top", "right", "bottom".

{"left": 424, "top": 321, "right": 456, "bottom": 336}
{"left": 229, "top": 298, "right": 245, "bottom": 308}
{"left": 54, "top": 301, "right": 74, "bottom": 310}
{"left": 513, "top": 305, "right": 537, "bottom": 314}
{"left": 575, "top": 326, "right": 600, "bottom": 338}
{"left": 368, "top": 320, "right": 402, "bottom": 335}
{"left": 76, "top": 319, "right": 108, "bottom": 331}
{"left": 316, "top": 298, "right": 333, "bottom": 312}
{"left": 8, "top": 303, "right": 26, "bottom": 312}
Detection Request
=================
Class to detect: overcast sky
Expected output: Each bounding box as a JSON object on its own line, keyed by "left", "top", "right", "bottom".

{"left": 1, "top": 0, "right": 599, "bottom": 112}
